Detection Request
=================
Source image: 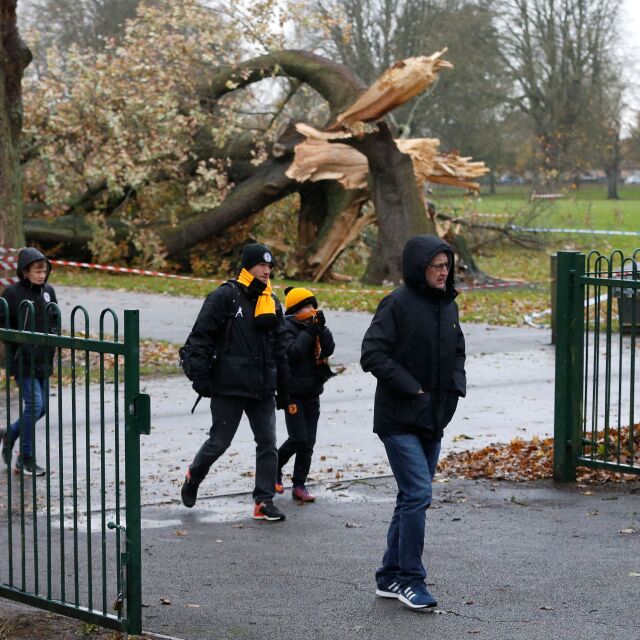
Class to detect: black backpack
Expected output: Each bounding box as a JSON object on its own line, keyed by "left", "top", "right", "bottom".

{"left": 179, "top": 281, "right": 239, "bottom": 407}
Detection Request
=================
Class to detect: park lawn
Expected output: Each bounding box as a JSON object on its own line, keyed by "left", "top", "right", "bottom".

{"left": 432, "top": 183, "right": 640, "bottom": 233}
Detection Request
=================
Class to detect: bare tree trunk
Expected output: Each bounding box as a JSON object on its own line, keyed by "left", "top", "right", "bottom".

{"left": 606, "top": 169, "right": 619, "bottom": 200}
{"left": 604, "top": 129, "right": 620, "bottom": 200}
{"left": 0, "top": 0, "right": 31, "bottom": 248}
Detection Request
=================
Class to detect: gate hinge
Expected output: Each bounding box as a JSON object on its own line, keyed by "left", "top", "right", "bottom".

{"left": 128, "top": 393, "right": 151, "bottom": 435}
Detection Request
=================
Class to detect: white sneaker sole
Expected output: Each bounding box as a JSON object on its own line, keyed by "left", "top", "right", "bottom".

{"left": 398, "top": 593, "right": 437, "bottom": 609}
{"left": 375, "top": 588, "right": 400, "bottom": 599}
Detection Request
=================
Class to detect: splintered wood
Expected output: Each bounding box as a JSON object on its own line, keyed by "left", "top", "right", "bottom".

{"left": 287, "top": 51, "right": 488, "bottom": 192}
{"left": 287, "top": 125, "right": 488, "bottom": 191}
{"left": 328, "top": 50, "right": 453, "bottom": 131}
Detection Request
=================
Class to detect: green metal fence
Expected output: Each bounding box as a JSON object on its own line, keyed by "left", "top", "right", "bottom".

{"left": 554, "top": 250, "right": 639, "bottom": 481}
{"left": 0, "top": 302, "right": 150, "bottom": 634}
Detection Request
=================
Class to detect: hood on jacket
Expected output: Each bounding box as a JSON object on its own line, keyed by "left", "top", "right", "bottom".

{"left": 402, "top": 235, "right": 455, "bottom": 294}
{"left": 17, "top": 247, "right": 52, "bottom": 283}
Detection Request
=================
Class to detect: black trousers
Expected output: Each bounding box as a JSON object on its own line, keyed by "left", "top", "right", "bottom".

{"left": 277, "top": 396, "right": 320, "bottom": 487}
{"left": 190, "top": 395, "right": 277, "bottom": 503}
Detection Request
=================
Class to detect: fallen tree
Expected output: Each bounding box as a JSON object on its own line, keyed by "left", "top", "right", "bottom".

{"left": 24, "top": 41, "right": 488, "bottom": 282}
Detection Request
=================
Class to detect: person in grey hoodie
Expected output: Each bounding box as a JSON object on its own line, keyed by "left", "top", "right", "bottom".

{"left": 1, "top": 247, "right": 59, "bottom": 476}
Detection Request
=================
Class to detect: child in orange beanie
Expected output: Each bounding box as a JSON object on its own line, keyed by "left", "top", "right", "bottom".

{"left": 276, "top": 287, "right": 335, "bottom": 502}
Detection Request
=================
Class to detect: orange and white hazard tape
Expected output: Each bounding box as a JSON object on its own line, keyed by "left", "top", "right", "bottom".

{"left": 2, "top": 246, "right": 527, "bottom": 295}
{"left": 0, "top": 249, "right": 19, "bottom": 286}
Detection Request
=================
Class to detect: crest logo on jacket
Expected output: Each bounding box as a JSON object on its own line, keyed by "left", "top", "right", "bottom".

{"left": 43, "top": 292, "right": 51, "bottom": 303}
{"left": 235, "top": 306, "right": 244, "bottom": 318}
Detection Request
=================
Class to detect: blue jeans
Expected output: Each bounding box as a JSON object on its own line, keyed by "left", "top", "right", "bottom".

{"left": 376, "top": 434, "right": 441, "bottom": 588}
{"left": 9, "top": 376, "right": 48, "bottom": 460}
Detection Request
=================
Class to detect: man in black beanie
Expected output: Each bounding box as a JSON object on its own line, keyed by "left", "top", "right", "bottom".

{"left": 180, "top": 242, "right": 290, "bottom": 521}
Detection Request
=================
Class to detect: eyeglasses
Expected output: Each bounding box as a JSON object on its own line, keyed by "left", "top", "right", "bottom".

{"left": 427, "top": 262, "right": 450, "bottom": 272}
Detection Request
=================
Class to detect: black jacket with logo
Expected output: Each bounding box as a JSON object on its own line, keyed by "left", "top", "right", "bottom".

{"left": 1, "top": 247, "right": 59, "bottom": 378}
{"left": 284, "top": 316, "right": 335, "bottom": 398}
{"left": 186, "top": 279, "right": 289, "bottom": 399}
{"left": 361, "top": 236, "right": 466, "bottom": 439}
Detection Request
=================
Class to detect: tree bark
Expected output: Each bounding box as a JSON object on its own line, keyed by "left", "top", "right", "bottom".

{"left": 162, "top": 155, "right": 298, "bottom": 255}
{"left": 344, "top": 123, "right": 434, "bottom": 283}
{"left": 604, "top": 129, "right": 620, "bottom": 201}
{"left": 0, "top": 0, "right": 32, "bottom": 248}
{"left": 198, "top": 50, "right": 366, "bottom": 119}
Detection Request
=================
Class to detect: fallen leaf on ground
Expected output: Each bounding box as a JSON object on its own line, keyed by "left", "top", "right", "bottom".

{"left": 438, "top": 427, "right": 640, "bottom": 484}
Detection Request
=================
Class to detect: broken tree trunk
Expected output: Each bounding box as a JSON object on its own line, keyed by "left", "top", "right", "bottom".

{"left": 342, "top": 122, "right": 435, "bottom": 284}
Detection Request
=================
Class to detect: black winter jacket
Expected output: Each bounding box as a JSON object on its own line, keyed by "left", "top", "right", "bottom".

{"left": 283, "top": 316, "right": 335, "bottom": 398}
{"left": 1, "top": 247, "right": 59, "bottom": 378}
{"left": 186, "top": 279, "right": 289, "bottom": 399}
{"left": 361, "top": 236, "right": 466, "bottom": 439}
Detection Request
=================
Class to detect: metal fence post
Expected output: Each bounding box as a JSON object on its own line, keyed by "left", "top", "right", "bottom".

{"left": 550, "top": 254, "right": 557, "bottom": 345}
{"left": 553, "top": 251, "right": 585, "bottom": 481}
{"left": 124, "top": 309, "right": 143, "bottom": 635}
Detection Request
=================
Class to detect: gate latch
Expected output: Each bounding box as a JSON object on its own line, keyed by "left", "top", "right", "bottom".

{"left": 129, "top": 393, "right": 151, "bottom": 435}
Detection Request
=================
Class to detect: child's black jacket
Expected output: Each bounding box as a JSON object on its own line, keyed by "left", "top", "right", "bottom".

{"left": 283, "top": 316, "right": 335, "bottom": 398}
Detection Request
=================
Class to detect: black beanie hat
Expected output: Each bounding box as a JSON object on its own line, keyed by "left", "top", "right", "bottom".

{"left": 240, "top": 243, "right": 274, "bottom": 270}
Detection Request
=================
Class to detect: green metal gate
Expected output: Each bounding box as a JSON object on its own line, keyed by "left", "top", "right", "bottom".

{"left": 554, "top": 250, "right": 639, "bottom": 481}
{"left": 0, "top": 302, "right": 150, "bottom": 634}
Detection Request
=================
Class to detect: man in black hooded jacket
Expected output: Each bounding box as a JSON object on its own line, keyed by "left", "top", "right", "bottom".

{"left": 1, "top": 247, "right": 59, "bottom": 476}
{"left": 180, "top": 242, "right": 290, "bottom": 521}
{"left": 361, "top": 235, "right": 466, "bottom": 610}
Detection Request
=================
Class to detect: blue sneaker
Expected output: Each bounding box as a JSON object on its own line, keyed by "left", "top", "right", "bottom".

{"left": 375, "top": 579, "right": 402, "bottom": 599}
{"left": 398, "top": 583, "right": 437, "bottom": 609}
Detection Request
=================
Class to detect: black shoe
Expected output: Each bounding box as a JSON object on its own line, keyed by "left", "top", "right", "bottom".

{"left": 253, "top": 501, "right": 286, "bottom": 521}
{"left": 1, "top": 427, "right": 14, "bottom": 465}
{"left": 181, "top": 470, "right": 200, "bottom": 508}
{"left": 13, "top": 456, "right": 46, "bottom": 477}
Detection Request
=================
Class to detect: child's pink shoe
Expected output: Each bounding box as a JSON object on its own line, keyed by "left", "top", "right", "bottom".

{"left": 292, "top": 485, "right": 315, "bottom": 503}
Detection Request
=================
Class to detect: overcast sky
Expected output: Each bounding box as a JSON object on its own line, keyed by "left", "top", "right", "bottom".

{"left": 620, "top": 0, "right": 640, "bottom": 126}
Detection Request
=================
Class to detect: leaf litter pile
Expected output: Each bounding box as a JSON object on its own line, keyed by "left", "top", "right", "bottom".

{"left": 438, "top": 425, "right": 640, "bottom": 485}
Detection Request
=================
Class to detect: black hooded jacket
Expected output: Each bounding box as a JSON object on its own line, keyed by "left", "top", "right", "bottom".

{"left": 1, "top": 247, "right": 59, "bottom": 378}
{"left": 361, "top": 235, "right": 466, "bottom": 439}
{"left": 283, "top": 315, "right": 335, "bottom": 397}
{"left": 185, "top": 278, "right": 289, "bottom": 399}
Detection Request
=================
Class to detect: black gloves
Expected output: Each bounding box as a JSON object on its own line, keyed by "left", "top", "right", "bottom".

{"left": 305, "top": 323, "right": 320, "bottom": 338}
{"left": 275, "top": 392, "right": 291, "bottom": 411}
{"left": 192, "top": 377, "right": 214, "bottom": 398}
{"left": 305, "top": 310, "right": 326, "bottom": 337}
{"left": 276, "top": 394, "right": 297, "bottom": 415}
